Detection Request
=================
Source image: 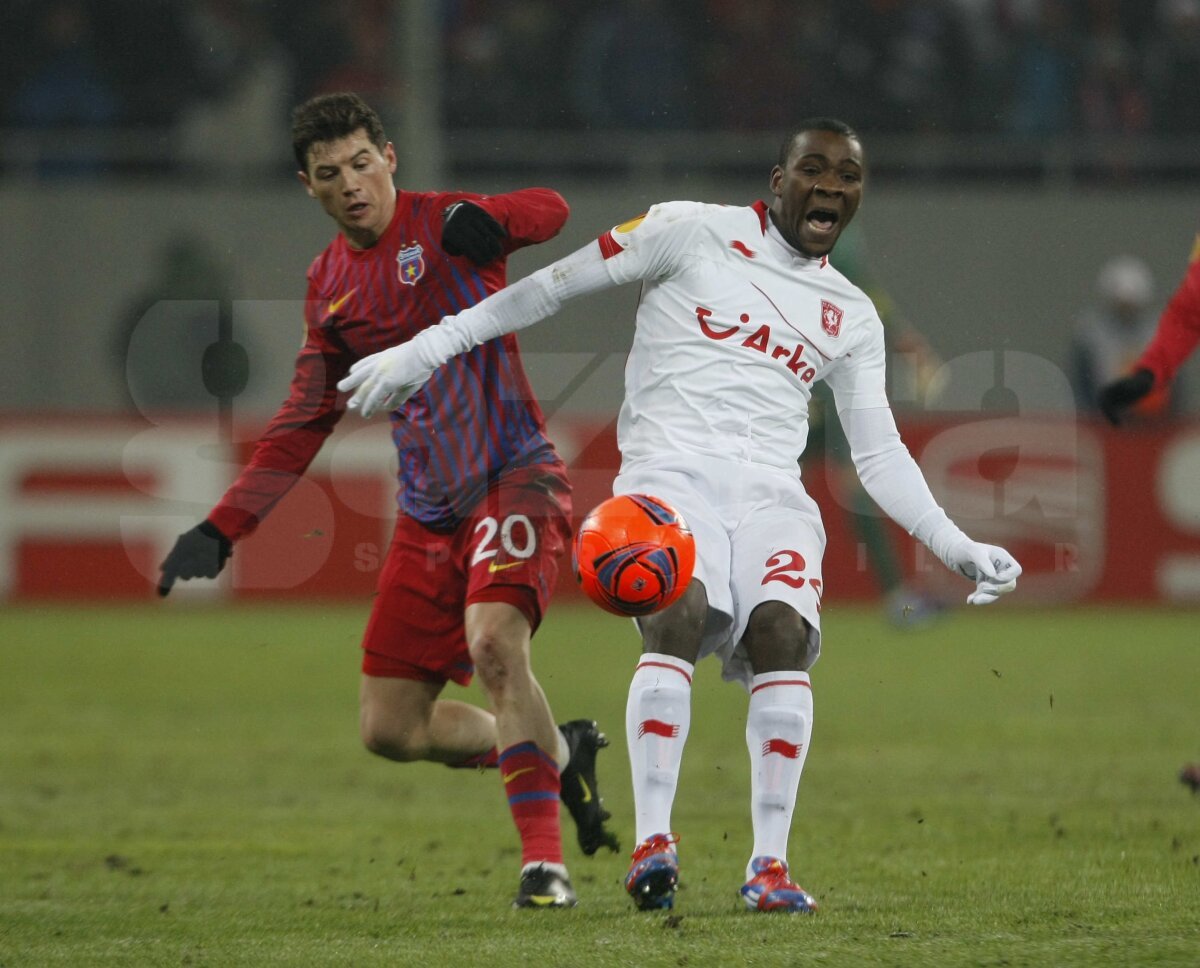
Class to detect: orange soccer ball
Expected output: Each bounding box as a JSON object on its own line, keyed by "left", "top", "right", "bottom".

{"left": 572, "top": 494, "right": 696, "bottom": 617}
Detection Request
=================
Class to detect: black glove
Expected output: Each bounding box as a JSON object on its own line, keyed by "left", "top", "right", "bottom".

{"left": 157, "top": 520, "right": 232, "bottom": 597}
{"left": 441, "top": 201, "right": 507, "bottom": 266}
{"left": 1097, "top": 368, "right": 1154, "bottom": 426}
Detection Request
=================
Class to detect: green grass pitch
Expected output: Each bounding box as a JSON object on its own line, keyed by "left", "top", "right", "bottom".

{"left": 1, "top": 602, "right": 1197, "bottom": 966}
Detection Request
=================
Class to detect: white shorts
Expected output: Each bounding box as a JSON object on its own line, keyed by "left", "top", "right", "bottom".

{"left": 613, "top": 454, "right": 826, "bottom": 690}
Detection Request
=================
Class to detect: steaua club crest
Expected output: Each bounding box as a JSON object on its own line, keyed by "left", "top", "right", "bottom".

{"left": 397, "top": 243, "right": 426, "bottom": 286}
{"left": 820, "top": 299, "right": 843, "bottom": 338}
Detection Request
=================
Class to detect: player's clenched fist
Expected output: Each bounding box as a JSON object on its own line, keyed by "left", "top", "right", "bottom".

{"left": 944, "top": 540, "right": 1021, "bottom": 605}
{"left": 157, "top": 521, "right": 232, "bottom": 596}
{"left": 441, "top": 201, "right": 507, "bottom": 265}
{"left": 1097, "top": 368, "right": 1154, "bottom": 426}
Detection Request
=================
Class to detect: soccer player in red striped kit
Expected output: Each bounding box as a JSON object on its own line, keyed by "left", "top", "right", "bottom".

{"left": 157, "top": 93, "right": 617, "bottom": 908}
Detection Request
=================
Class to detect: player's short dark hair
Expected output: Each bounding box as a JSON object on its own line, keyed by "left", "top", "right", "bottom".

{"left": 291, "top": 93, "right": 387, "bottom": 172}
{"left": 777, "top": 118, "right": 861, "bottom": 167}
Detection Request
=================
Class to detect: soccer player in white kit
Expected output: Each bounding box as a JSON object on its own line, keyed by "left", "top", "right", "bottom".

{"left": 339, "top": 118, "right": 1022, "bottom": 914}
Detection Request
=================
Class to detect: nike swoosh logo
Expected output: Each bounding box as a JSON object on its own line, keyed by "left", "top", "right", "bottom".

{"left": 576, "top": 775, "right": 593, "bottom": 804}
{"left": 324, "top": 288, "right": 356, "bottom": 318}
{"left": 488, "top": 560, "right": 524, "bottom": 573}
{"left": 504, "top": 766, "right": 536, "bottom": 784}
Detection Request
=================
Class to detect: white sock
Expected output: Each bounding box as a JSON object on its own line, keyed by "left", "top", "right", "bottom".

{"left": 625, "top": 653, "right": 694, "bottom": 845}
{"left": 554, "top": 728, "right": 569, "bottom": 770}
{"left": 745, "top": 670, "right": 813, "bottom": 879}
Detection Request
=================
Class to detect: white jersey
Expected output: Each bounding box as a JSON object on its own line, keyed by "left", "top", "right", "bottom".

{"left": 598, "top": 200, "right": 889, "bottom": 472}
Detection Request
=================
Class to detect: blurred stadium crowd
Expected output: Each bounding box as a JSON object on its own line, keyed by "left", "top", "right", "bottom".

{"left": 2, "top": 0, "right": 1197, "bottom": 154}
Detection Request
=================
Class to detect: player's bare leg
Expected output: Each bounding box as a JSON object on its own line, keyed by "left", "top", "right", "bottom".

{"left": 359, "top": 675, "right": 497, "bottom": 764}
{"left": 742, "top": 601, "right": 817, "bottom": 673}
{"left": 465, "top": 601, "right": 575, "bottom": 908}
{"left": 637, "top": 579, "right": 708, "bottom": 665}
{"left": 739, "top": 601, "right": 818, "bottom": 913}
{"left": 623, "top": 579, "right": 708, "bottom": 910}
{"left": 465, "top": 601, "right": 558, "bottom": 755}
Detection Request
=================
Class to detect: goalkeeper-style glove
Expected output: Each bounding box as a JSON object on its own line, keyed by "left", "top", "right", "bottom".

{"left": 338, "top": 339, "right": 436, "bottom": 418}
{"left": 441, "top": 201, "right": 507, "bottom": 266}
{"left": 1097, "top": 368, "right": 1154, "bottom": 426}
{"left": 942, "top": 539, "right": 1022, "bottom": 605}
{"left": 157, "top": 520, "right": 232, "bottom": 596}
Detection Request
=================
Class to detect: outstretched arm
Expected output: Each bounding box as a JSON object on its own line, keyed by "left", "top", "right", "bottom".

{"left": 1137, "top": 248, "right": 1200, "bottom": 389}
{"left": 340, "top": 199, "right": 702, "bottom": 417}
{"left": 338, "top": 241, "right": 615, "bottom": 417}
{"left": 159, "top": 292, "right": 352, "bottom": 596}
{"left": 840, "top": 405, "right": 1022, "bottom": 605}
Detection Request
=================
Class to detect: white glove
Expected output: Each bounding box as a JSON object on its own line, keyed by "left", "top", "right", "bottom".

{"left": 944, "top": 540, "right": 1022, "bottom": 605}
{"left": 337, "top": 342, "right": 436, "bottom": 418}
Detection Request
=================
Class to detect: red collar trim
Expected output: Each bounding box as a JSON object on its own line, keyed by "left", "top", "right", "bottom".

{"left": 752, "top": 200, "right": 769, "bottom": 235}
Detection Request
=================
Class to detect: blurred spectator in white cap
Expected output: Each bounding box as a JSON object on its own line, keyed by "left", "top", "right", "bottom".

{"left": 1070, "top": 254, "right": 1177, "bottom": 421}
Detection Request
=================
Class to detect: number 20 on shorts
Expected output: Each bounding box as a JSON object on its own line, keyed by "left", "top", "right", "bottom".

{"left": 471, "top": 514, "right": 537, "bottom": 568}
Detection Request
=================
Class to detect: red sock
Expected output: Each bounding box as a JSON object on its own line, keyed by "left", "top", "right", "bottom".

{"left": 498, "top": 741, "right": 563, "bottom": 866}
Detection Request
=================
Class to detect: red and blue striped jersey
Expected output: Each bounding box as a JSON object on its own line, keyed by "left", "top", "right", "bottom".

{"left": 209, "top": 187, "right": 569, "bottom": 539}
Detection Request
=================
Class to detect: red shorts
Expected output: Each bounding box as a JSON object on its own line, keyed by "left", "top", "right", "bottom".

{"left": 361, "top": 465, "right": 572, "bottom": 686}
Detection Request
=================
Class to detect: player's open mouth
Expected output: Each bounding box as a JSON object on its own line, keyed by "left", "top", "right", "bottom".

{"left": 805, "top": 209, "right": 839, "bottom": 233}
{"left": 347, "top": 202, "right": 369, "bottom": 217}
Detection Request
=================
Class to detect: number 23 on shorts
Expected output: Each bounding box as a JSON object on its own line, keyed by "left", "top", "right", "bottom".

{"left": 762, "top": 550, "right": 822, "bottom": 606}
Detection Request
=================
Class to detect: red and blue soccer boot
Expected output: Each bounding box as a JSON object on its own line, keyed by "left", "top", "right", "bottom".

{"left": 625, "top": 832, "right": 680, "bottom": 910}
{"left": 740, "top": 856, "right": 818, "bottom": 914}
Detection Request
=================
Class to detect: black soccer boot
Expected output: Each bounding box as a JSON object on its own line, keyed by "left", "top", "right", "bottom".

{"left": 558, "top": 719, "right": 620, "bottom": 856}
{"left": 512, "top": 863, "right": 578, "bottom": 909}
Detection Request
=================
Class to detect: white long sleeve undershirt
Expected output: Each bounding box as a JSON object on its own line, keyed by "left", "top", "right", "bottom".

{"left": 407, "top": 242, "right": 613, "bottom": 367}
{"left": 838, "top": 405, "right": 969, "bottom": 568}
